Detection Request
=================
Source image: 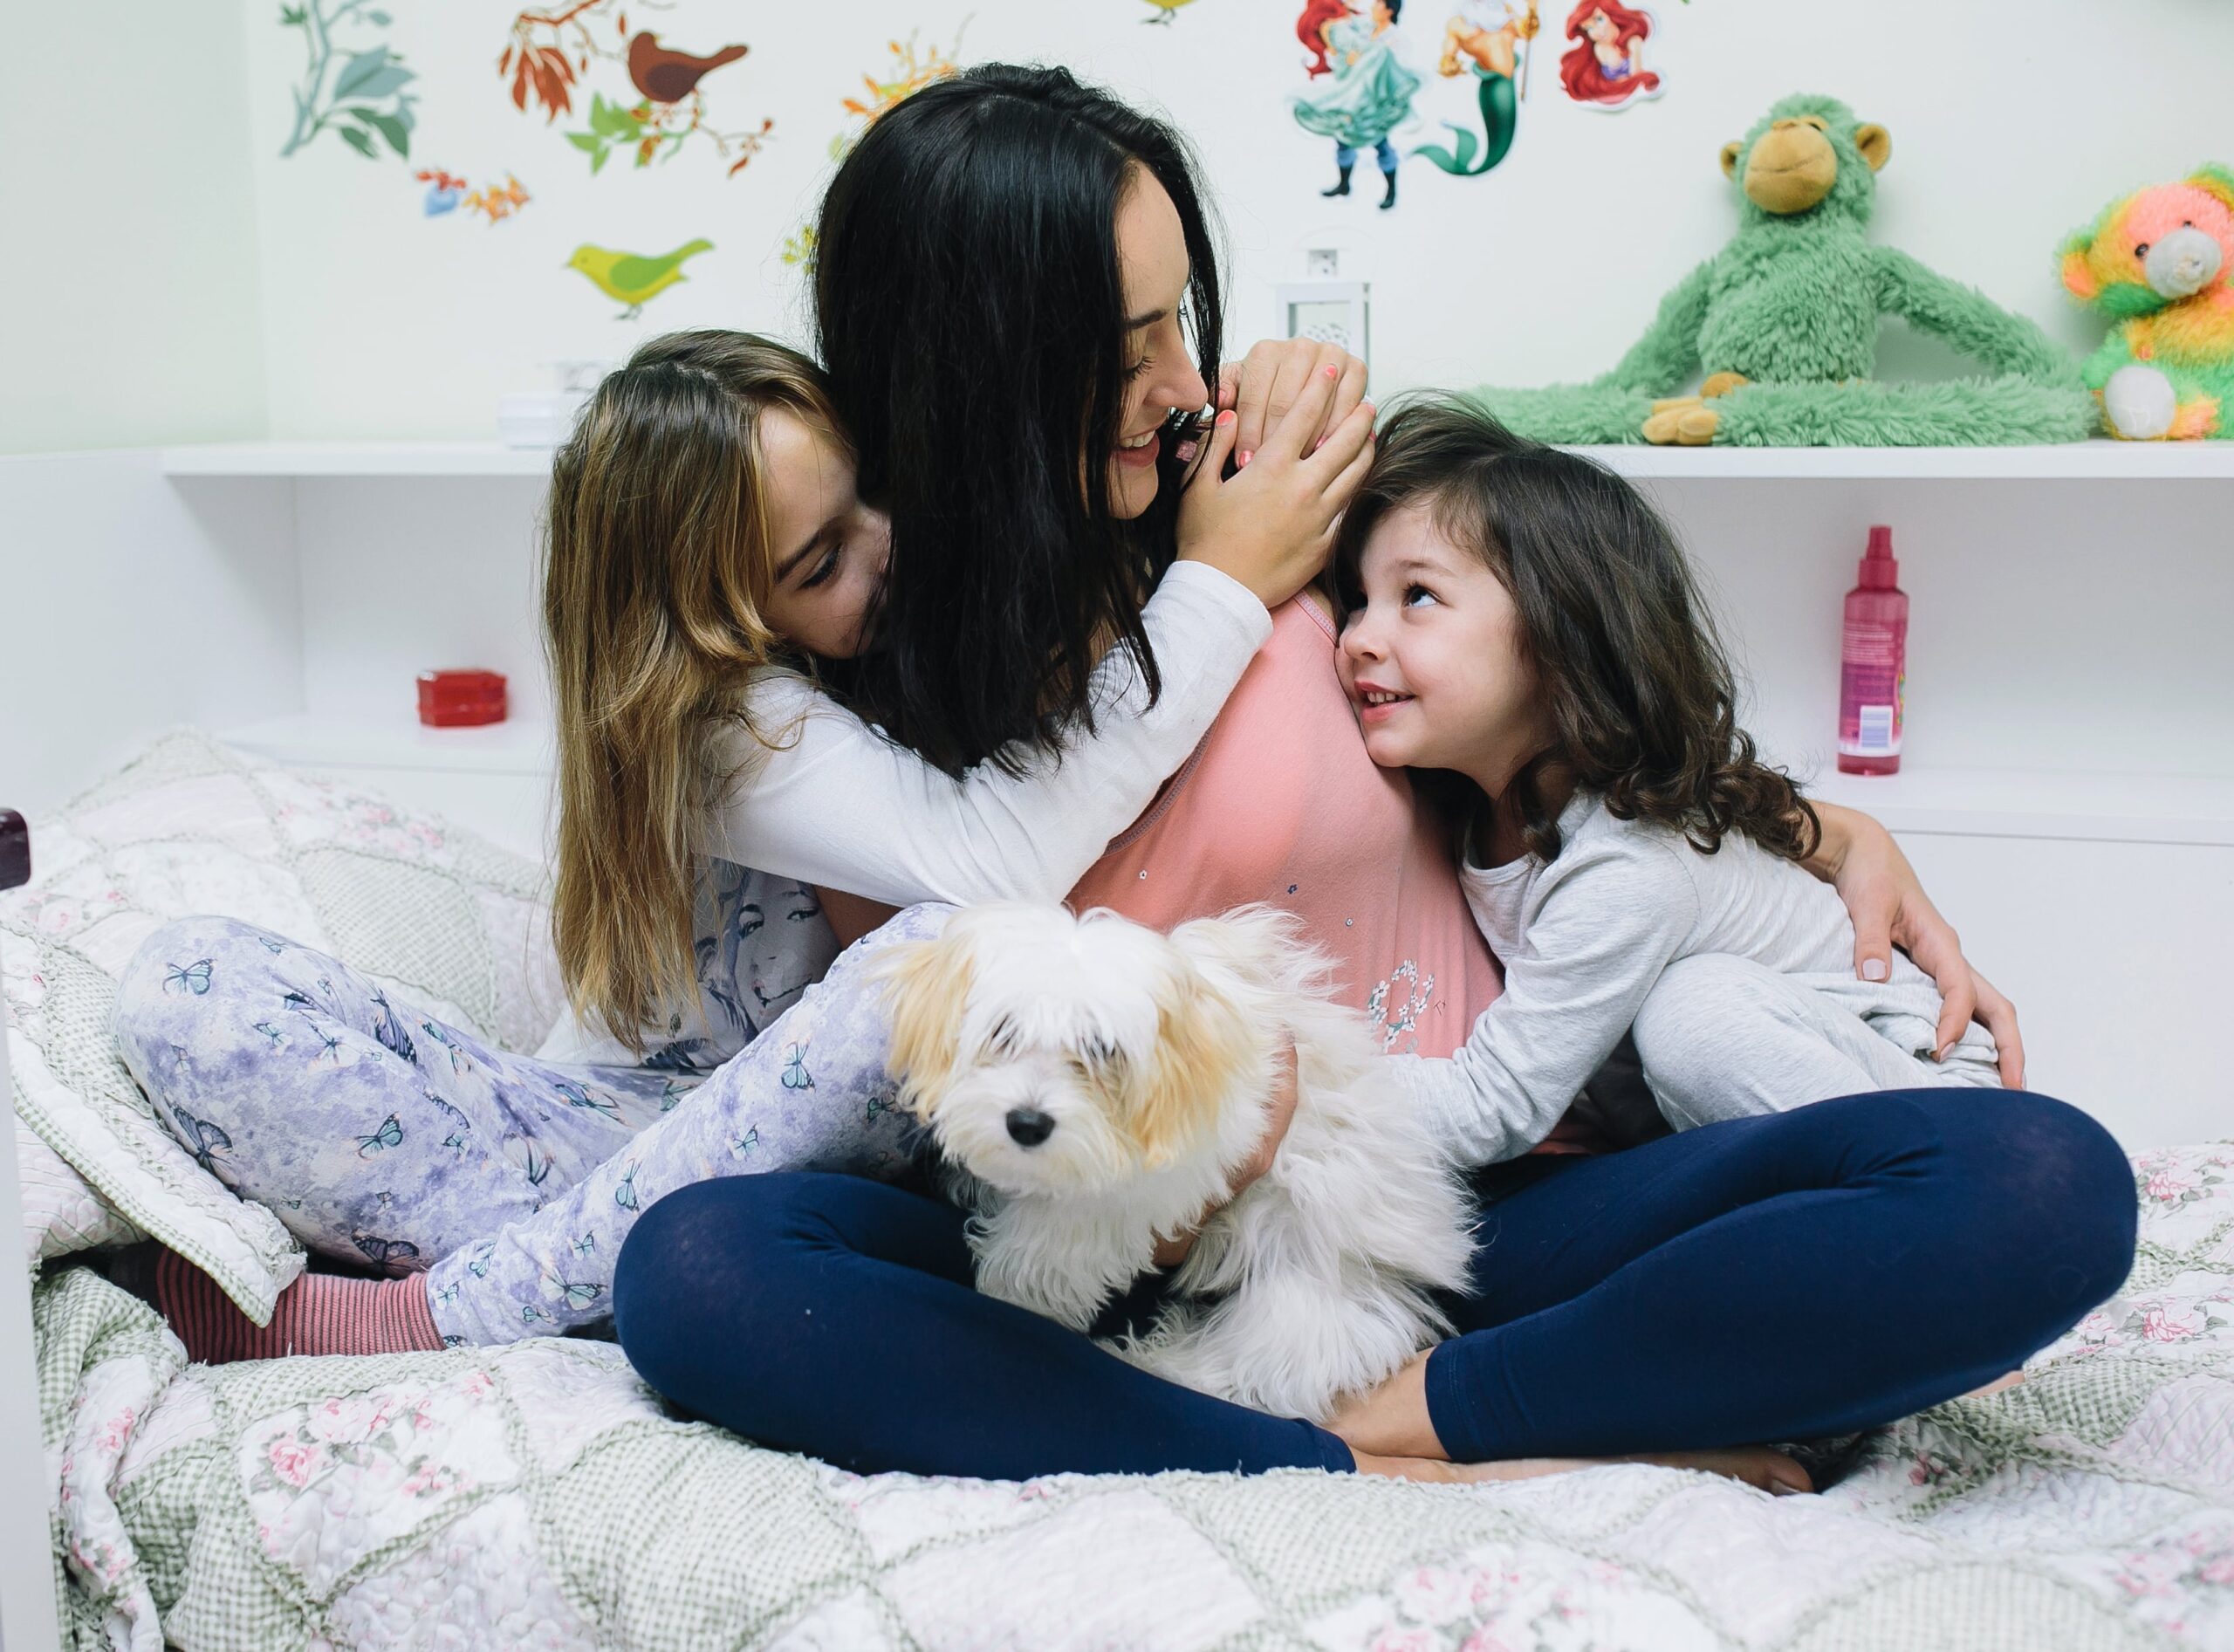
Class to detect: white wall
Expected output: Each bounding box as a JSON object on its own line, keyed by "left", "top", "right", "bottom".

{"left": 0, "top": 2, "right": 267, "bottom": 454}
{"left": 223, "top": 0, "right": 2234, "bottom": 438}
{"left": 11, "top": 1, "right": 2230, "bottom": 444}
{"left": 1895, "top": 832, "right": 2234, "bottom": 1151}
{"left": 0, "top": 453, "right": 302, "bottom": 813}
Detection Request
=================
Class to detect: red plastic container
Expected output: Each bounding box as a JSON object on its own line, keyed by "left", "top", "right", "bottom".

{"left": 416, "top": 669, "right": 508, "bottom": 728}
{"left": 1836, "top": 526, "right": 1908, "bottom": 776}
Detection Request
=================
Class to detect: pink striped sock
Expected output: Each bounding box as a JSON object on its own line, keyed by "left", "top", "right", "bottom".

{"left": 149, "top": 1247, "right": 446, "bottom": 1361}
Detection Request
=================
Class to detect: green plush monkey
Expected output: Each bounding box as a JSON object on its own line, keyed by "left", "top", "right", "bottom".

{"left": 1470, "top": 94, "right": 2094, "bottom": 446}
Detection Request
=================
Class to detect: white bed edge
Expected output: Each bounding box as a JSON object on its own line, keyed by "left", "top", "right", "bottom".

{"left": 1, "top": 826, "right": 65, "bottom": 1652}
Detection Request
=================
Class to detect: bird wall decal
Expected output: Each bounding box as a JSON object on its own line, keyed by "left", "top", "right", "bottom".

{"left": 626, "top": 32, "right": 750, "bottom": 105}
{"left": 565, "top": 240, "right": 713, "bottom": 319}
{"left": 499, "top": 3, "right": 773, "bottom": 177}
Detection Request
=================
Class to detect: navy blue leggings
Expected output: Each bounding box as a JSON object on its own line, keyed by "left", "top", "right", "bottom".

{"left": 611, "top": 1089, "right": 2135, "bottom": 1478}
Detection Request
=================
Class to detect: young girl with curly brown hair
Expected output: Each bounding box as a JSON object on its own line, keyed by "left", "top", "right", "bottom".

{"left": 1333, "top": 395, "right": 2001, "bottom": 1156}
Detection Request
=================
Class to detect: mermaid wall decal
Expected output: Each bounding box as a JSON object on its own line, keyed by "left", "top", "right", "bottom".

{"left": 1558, "top": 2, "right": 1663, "bottom": 110}
{"left": 1416, "top": 0, "right": 1538, "bottom": 177}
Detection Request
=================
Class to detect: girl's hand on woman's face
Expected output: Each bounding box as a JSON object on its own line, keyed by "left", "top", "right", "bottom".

{"left": 1218, "top": 339, "right": 1369, "bottom": 467}
{"left": 1177, "top": 362, "right": 1375, "bottom": 609}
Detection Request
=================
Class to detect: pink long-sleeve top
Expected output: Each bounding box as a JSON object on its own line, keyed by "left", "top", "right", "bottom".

{"left": 1069, "top": 596, "right": 1606, "bottom": 1160}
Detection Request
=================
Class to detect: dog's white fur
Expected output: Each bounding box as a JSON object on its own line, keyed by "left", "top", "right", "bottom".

{"left": 875, "top": 901, "right": 1476, "bottom": 1423}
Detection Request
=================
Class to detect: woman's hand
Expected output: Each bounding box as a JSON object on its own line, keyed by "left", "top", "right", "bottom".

{"left": 1152, "top": 1038, "right": 1299, "bottom": 1267}
{"left": 1178, "top": 364, "right": 1374, "bottom": 608}
{"left": 1218, "top": 338, "right": 1370, "bottom": 465}
{"left": 1806, "top": 801, "right": 2027, "bottom": 1088}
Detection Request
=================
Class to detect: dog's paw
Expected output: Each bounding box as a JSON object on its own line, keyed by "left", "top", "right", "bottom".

{"left": 973, "top": 1244, "right": 1111, "bottom": 1333}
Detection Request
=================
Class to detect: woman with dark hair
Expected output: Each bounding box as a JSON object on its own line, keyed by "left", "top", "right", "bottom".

{"left": 605, "top": 64, "right": 2128, "bottom": 1491}
{"left": 811, "top": 62, "right": 1242, "bottom": 774}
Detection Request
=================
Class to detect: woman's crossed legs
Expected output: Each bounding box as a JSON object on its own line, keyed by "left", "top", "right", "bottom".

{"left": 611, "top": 1088, "right": 2135, "bottom": 1478}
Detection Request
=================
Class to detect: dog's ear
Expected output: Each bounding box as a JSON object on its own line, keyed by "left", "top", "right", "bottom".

{"left": 873, "top": 929, "right": 973, "bottom": 1119}
{"left": 1168, "top": 903, "right": 1321, "bottom": 1004}
{"left": 1133, "top": 961, "right": 1256, "bottom": 1169}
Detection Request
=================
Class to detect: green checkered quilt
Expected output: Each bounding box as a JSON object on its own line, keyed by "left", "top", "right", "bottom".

{"left": 36, "top": 1141, "right": 2234, "bottom": 1652}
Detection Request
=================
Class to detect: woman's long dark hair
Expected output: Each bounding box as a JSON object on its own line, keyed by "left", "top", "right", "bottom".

{"left": 1335, "top": 394, "right": 1820, "bottom": 865}
{"left": 813, "top": 63, "right": 1225, "bottom": 776}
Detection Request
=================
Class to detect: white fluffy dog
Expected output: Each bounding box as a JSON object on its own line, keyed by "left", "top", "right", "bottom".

{"left": 874, "top": 901, "right": 1476, "bottom": 1423}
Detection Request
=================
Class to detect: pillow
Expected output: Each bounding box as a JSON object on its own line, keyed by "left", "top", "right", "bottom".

{"left": 17, "top": 1112, "right": 142, "bottom": 1268}
{"left": 3, "top": 727, "right": 567, "bottom": 1320}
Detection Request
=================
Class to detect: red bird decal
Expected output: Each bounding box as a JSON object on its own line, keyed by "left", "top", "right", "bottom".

{"left": 627, "top": 32, "right": 749, "bottom": 105}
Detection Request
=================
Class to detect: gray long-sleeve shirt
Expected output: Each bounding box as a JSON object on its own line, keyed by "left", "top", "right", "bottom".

{"left": 1389, "top": 793, "right": 1991, "bottom": 1168}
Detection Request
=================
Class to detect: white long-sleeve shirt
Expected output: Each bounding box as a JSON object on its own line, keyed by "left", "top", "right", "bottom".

{"left": 535, "top": 562, "right": 1271, "bottom": 1065}
{"left": 692, "top": 560, "right": 1272, "bottom": 907}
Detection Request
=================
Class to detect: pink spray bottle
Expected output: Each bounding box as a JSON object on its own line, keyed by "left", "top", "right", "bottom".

{"left": 1837, "top": 524, "right": 1907, "bottom": 776}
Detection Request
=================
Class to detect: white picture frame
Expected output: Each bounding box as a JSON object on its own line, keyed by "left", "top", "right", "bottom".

{"left": 1276, "top": 279, "right": 1371, "bottom": 373}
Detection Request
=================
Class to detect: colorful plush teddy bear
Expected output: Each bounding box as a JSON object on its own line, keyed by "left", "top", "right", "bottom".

{"left": 2059, "top": 167, "right": 2234, "bottom": 440}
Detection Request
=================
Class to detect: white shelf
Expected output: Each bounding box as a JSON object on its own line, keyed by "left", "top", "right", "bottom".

{"left": 219, "top": 715, "right": 2234, "bottom": 849}
{"left": 154, "top": 438, "right": 2234, "bottom": 482}
{"left": 1806, "top": 764, "right": 2234, "bottom": 847}
{"left": 1578, "top": 439, "right": 2234, "bottom": 480}
{"left": 161, "top": 442, "right": 553, "bottom": 477}
{"left": 224, "top": 711, "right": 553, "bottom": 775}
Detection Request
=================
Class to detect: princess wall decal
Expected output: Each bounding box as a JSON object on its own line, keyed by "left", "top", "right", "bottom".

{"left": 1558, "top": 2, "right": 1663, "bottom": 110}
{"left": 1297, "top": 0, "right": 1347, "bottom": 75}
{"left": 1292, "top": 0, "right": 1422, "bottom": 210}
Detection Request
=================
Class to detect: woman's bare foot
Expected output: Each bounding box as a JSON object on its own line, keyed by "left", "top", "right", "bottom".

{"left": 1324, "top": 1352, "right": 1443, "bottom": 1458}
{"left": 1326, "top": 1354, "right": 1813, "bottom": 1495}
{"left": 1961, "top": 1369, "right": 2025, "bottom": 1399}
{"left": 1351, "top": 1445, "right": 1812, "bottom": 1496}
{"left": 1350, "top": 1450, "right": 1601, "bottom": 1486}
{"left": 1615, "top": 1447, "right": 1813, "bottom": 1495}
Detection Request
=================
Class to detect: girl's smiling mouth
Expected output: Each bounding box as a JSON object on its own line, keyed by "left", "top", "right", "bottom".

{"left": 1353, "top": 680, "right": 1415, "bottom": 723}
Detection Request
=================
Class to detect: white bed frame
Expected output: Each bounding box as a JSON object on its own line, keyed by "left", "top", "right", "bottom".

{"left": 1, "top": 812, "right": 65, "bottom": 1652}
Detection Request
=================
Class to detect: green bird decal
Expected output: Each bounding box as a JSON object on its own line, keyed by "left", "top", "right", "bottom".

{"left": 565, "top": 239, "right": 714, "bottom": 319}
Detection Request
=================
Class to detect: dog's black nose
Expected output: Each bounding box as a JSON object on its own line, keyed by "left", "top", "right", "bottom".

{"left": 1004, "top": 1107, "right": 1055, "bottom": 1148}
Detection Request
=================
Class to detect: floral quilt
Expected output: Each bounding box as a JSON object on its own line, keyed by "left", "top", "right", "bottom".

{"left": 35, "top": 1141, "right": 2234, "bottom": 1652}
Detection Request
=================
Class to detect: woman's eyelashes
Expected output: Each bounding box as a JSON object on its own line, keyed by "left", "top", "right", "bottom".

{"left": 1404, "top": 584, "right": 1440, "bottom": 609}
{"left": 797, "top": 534, "right": 843, "bottom": 590}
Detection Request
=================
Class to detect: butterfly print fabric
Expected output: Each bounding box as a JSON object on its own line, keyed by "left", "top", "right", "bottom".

{"left": 112, "top": 896, "right": 946, "bottom": 1346}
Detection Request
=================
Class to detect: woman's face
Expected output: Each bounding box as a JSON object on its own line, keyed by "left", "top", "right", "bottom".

{"left": 1109, "top": 171, "right": 1211, "bottom": 520}
{"left": 756, "top": 408, "right": 891, "bottom": 660}
{"left": 1585, "top": 10, "right": 1617, "bottom": 43}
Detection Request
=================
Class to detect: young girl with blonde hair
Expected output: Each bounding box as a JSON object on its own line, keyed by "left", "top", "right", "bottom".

{"left": 110, "top": 321, "right": 1367, "bottom": 1359}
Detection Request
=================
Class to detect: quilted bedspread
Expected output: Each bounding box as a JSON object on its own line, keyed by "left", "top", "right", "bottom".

{"left": 38, "top": 1141, "right": 2234, "bottom": 1652}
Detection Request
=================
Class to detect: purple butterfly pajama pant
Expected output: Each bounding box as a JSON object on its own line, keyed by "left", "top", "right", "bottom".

{"left": 111, "top": 890, "right": 948, "bottom": 1347}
